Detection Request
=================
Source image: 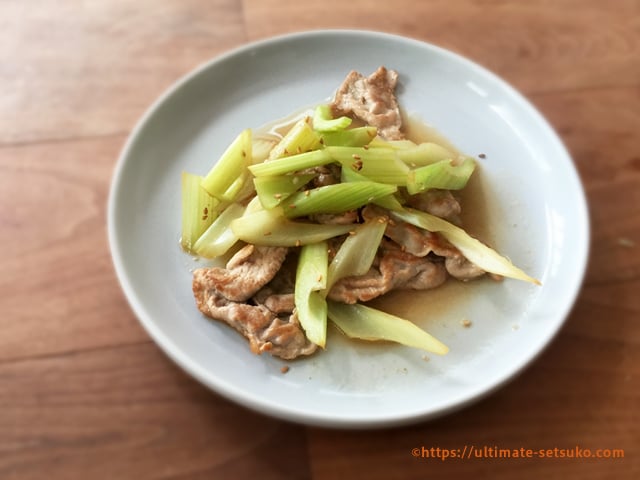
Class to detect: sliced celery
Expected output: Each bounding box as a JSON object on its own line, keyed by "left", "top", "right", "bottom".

{"left": 312, "top": 104, "right": 353, "bottom": 132}
{"left": 181, "top": 171, "right": 219, "bottom": 252}
{"left": 201, "top": 129, "right": 252, "bottom": 202}
{"left": 327, "top": 301, "right": 449, "bottom": 355}
{"left": 340, "top": 166, "right": 370, "bottom": 183}
{"left": 406, "top": 157, "right": 476, "bottom": 194}
{"left": 321, "top": 126, "right": 377, "bottom": 147}
{"left": 373, "top": 193, "right": 405, "bottom": 212}
{"left": 326, "top": 146, "right": 410, "bottom": 185}
{"left": 281, "top": 182, "right": 397, "bottom": 218}
{"left": 396, "top": 142, "right": 456, "bottom": 167}
{"left": 368, "top": 137, "right": 416, "bottom": 149}
{"left": 193, "top": 203, "right": 246, "bottom": 259}
{"left": 268, "top": 117, "right": 321, "bottom": 160}
{"left": 390, "top": 207, "right": 541, "bottom": 284}
{"left": 253, "top": 173, "right": 316, "bottom": 209}
{"left": 325, "top": 218, "right": 387, "bottom": 292}
{"left": 231, "top": 208, "right": 354, "bottom": 246}
{"left": 249, "top": 149, "right": 332, "bottom": 177}
{"left": 295, "top": 241, "right": 329, "bottom": 347}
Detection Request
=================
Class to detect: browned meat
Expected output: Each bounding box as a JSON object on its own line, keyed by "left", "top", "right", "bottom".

{"left": 253, "top": 253, "right": 297, "bottom": 314}
{"left": 362, "top": 205, "right": 486, "bottom": 282}
{"left": 363, "top": 205, "right": 458, "bottom": 258}
{"left": 444, "top": 255, "right": 485, "bottom": 281}
{"left": 331, "top": 66, "right": 404, "bottom": 140}
{"left": 192, "top": 245, "right": 288, "bottom": 302}
{"left": 310, "top": 210, "right": 359, "bottom": 225}
{"left": 300, "top": 164, "right": 341, "bottom": 188}
{"left": 328, "top": 240, "right": 447, "bottom": 303}
{"left": 192, "top": 281, "right": 316, "bottom": 360}
{"left": 406, "top": 190, "right": 462, "bottom": 222}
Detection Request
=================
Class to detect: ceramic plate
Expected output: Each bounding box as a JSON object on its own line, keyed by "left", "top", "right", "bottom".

{"left": 108, "top": 30, "right": 589, "bottom": 427}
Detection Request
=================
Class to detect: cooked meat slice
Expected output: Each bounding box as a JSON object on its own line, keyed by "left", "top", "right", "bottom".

{"left": 327, "top": 267, "right": 388, "bottom": 304}
{"left": 192, "top": 245, "right": 288, "bottom": 302}
{"left": 253, "top": 251, "right": 297, "bottom": 314}
{"left": 406, "top": 190, "right": 462, "bottom": 222}
{"left": 328, "top": 240, "right": 447, "bottom": 303}
{"left": 381, "top": 242, "right": 449, "bottom": 291}
{"left": 261, "top": 294, "right": 295, "bottom": 314}
{"left": 300, "top": 165, "right": 341, "bottom": 188}
{"left": 193, "top": 282, "right": 317, "bottom": 360}
{"left": 331, "top": 66, "right": 404, "bottom": 140}
{"left": 362, "top": 205, "right": 458, "bottom": 258}
{"left": 310, "top": 210, "right": 359, "bottom": 225}
{"left": 445, "top": 255, "right": 485, "bottom": 281}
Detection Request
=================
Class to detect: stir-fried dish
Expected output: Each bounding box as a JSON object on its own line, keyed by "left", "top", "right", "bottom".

{"left": 181, "top": 67, "right": 539, "bottom": 360}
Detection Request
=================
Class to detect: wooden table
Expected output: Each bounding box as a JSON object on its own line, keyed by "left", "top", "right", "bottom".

{"left": 2, "top": 1, "right": 638, "bottom": 478}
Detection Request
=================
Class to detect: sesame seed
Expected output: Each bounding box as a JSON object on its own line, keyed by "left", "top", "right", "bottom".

{"left": 352, "top": 154, "right": 361, "bottom": 160}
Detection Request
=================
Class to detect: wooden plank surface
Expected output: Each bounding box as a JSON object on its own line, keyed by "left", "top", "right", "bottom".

{"left": 1, "top": 0, "right": 638, "bottom": 478}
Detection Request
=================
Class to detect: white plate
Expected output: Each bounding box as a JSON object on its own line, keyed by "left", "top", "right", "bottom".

{"left": 108, "top": 30, "right": 589, "bottom": 428}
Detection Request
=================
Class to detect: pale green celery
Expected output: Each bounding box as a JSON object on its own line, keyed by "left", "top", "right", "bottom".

{"left": 249, "top": 149, "right": 332, "bottom": 177}
{"left": 396, "top": 143, "right": 455, "bottom": 167}
{"left": 372, "top": 193, "right": 405, "bottom": 212}
{"left": 181, "top": 172, "right": 219, "bottom": 252}
{"left": 325, "top": 218, "right": 387, "bottom": 293}
{"left": 268, "top": 117, "right": 321, "bottom": 160}
{"left": 390, "top": 207, "right": 541, "bottom": 284}
{"left": 244, "top": 195, "right": 265, "bottom": 215}
{"left": 254, "top": 173, "right": 316, "bottom": 209}
{"left": 193, "top": 203, "right": 245, "bottom": 258}
{"left": 340, "top": 166, "right": 370, "bottom": 183}
{"left": 326, "top": 146, "right": 410, "bottom": 185}
{"left": 368, "top": 137, "right": 418, "bottom": 149}
{"left": 312, "top": 104, "right": 353, "bottom": 132}
{"left": 281, "top": 182, "right": 397, "bottom": 218}
{"left": 295, "top": 242, "right": 329, "bottom": 347}
{"left": 251, "top": 137, "right": 276, "bottom": 164}
{"left": 231, "top": 208, "right": 354, "bottom": 246}
{"left": 406, "top": 157, "right": 476, "bottom": 194}
{"left": 201, "top": 129, "right": 252, "bottom": 202}
{"left": 327, "top": 301, "right": 449, "bottom": 355}
{"left": 320, "top": 126, "right": 377, "bottom": 147}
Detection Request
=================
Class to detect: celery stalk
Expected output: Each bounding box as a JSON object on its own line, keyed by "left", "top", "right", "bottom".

{"left": 281, "top": 182, "right": 397, "bottom": 218}
{"left": 321, "top": 127, "right": 377, "bottom": 147}
{"left": 201, "top": 129, "right": 252, "bottom": 202}
{"left": 193, "top": 203, "right": 246, "bottom": 258}
{"left": 312, "top": 104, "right": 353, "bottom": 132}
{"left": 396, "top": 143, "right": 455, "bottom": 166}
{"left": 295, "top": 242, "right": 329, "bottom": 347}
{"left": 368, "top": 137, "right": 416, "bottom": 149}
{"left": 406, "top": 157, "right": 476, "bottom": 194}
{"left": 326, "top": 146, "right": 410, "bottom": 185}
{"left": 249, "top": 149, "right": 332, "bottom": 177}
{"left": 325, "top": 218, "right": 387, "bottom": 292}
{"left": 231, "top": 208, "right": 354, "bottom": 246}
{"left": 253, "top": 173, "right": 316, "bottom": 209}
{"left": 390, "top": 207, "right": 541, "bottom": 284}
{"left": 373, "top": 193, "right": 405, "bottom": 211}
{"left": 327, "top": 301, "right": 449, "bottom": 355}
{"left": 181, "top": 172, "right": 219, "bottom": 252}
{"left": 268, "top": 117, "right": 321, "bottom": 160}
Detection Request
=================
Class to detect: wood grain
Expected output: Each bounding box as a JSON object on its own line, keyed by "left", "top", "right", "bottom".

{"left": 1, "top": 0, "right": 638, "bottom": 478}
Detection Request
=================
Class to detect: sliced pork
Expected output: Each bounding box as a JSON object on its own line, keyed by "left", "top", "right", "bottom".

{"left": 331, "top": 66, "right": 404, "bottom": 140}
